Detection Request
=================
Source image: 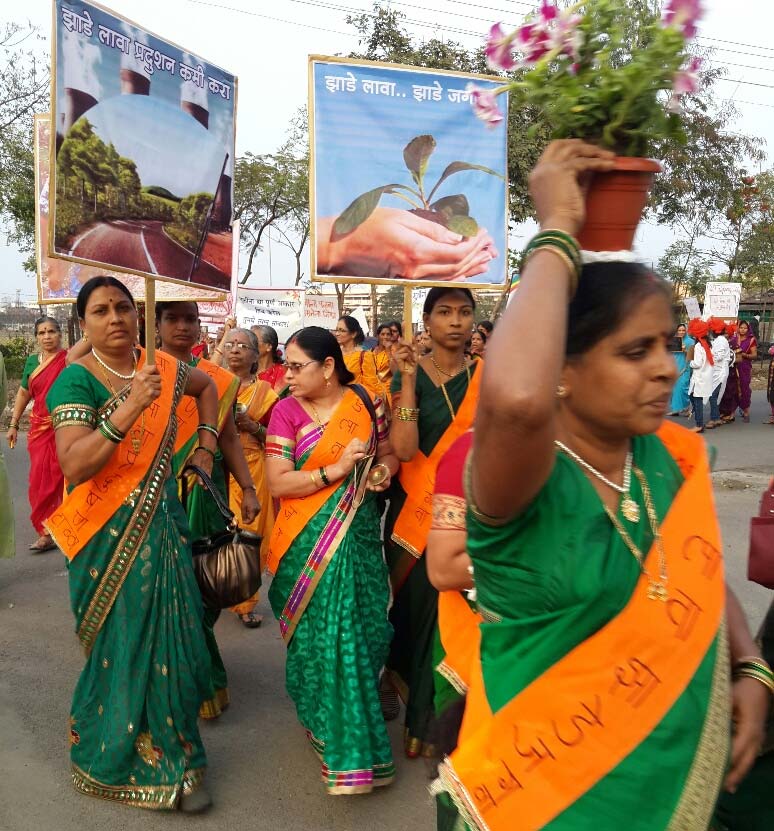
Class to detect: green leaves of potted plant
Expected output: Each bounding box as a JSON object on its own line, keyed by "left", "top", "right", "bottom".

{"left": 471, "top": 0, "right": 703, "bottom": 251}
{"left": 332, "top": 133, "right": 504, "bottom": 239}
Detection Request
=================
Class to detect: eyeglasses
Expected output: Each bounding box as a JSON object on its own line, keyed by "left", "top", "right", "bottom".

{"left": 282, "top": 359, "right": 318, "bottom": 374}
{"left": 224, "top": 342, "right": 255, "bottom": 352}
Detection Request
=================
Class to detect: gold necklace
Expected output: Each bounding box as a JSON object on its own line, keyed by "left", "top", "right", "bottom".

{"left": 431, "top": 353, "right": 464, "bottom": 380}
{"left": 602, "top": 466, "right": 669, "bottom": 601}
{"left": 308, "top": 401, "right": 323, "bottom": 426}
{"left": 437, "top": 363, "right": 472, "bottom": 421}
{"left": 93, "top": 354, "right": 145, "bottom": 453}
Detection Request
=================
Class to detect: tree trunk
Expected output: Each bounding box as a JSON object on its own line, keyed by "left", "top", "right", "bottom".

{"left": 370, "top": 284, "right": 378, "bottom": 335}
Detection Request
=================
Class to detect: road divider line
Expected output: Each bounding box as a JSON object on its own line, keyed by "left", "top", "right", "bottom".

{"left": 68, "top": 224, "right": 101, "bottom": 256}
{"left": 140, "top": 229, "right": 159, "bottom": 275}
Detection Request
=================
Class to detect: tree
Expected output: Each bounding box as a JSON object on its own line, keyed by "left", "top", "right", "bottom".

{"left": 657, "top": 240, "right": 714, "bottom": 301}
{"left": 234, "top": 109, "right": 309, "bottom": 285}
{"left": 0, "top": 20, "right": 50, "bottom": 270}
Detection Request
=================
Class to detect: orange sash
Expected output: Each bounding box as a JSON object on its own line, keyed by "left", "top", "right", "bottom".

{"left": 438, "top": 424, "right": 724, "bottom": 831}
{"left": 46, "top": 351, "right": 181, "bottom": 561}
{"left": 437, "top": 590, "right": 483, "bottom": 695}
{"left": 392, "top": 365, "right": 481, "bottom": 561}
{"left": 170, "top": 355, "right": 239, "bottom": 455}
{"left": 267, "top": 389, "right": 374, "bottom": 574}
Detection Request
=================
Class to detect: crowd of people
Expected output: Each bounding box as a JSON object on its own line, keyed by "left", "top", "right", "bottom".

{"left": 2, "top": 141, "right": 774, "bottom": 831}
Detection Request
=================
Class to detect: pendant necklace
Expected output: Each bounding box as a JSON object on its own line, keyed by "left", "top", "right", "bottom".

{"left": 554, "top": 440, "right": 638, "bottom": 523}
{"left": 430, "top": 354, "right": 470, "bottom": 421}
{"left": 554, "top": 441, "right": 668, "bottom": 600}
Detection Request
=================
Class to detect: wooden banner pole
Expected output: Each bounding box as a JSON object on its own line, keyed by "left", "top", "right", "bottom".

{"left": 403, "top": 285, "right": 413, "bottom": 343}
{"left": 144, "top": 277, "right": 156, "bottom": 364}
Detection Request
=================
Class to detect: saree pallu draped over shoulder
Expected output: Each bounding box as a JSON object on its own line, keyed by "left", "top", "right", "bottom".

{"left": 267, "top": 389, "right": 395, "bottom": 794}
{"left": 46, "top": 352, "right": 212, "bottom": 809}
{"left": 26, "top": 349, "right": 67, "bottom": 533}
{"left": 435, "top": 423, "right": 729, "bottom": 831}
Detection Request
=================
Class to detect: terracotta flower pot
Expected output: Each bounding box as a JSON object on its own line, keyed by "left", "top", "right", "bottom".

{"left": 576, "top": 156, "right": 662, "bottom": 252}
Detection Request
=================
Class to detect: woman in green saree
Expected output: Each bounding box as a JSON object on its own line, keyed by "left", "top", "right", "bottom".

{"left": 385, "top": 287, "right": 481, "bottom": 758}
{"left": 46, "top": 277, "right": 220, "bottom": 812}
{"left": 265, "top": 326, "right": 399, "bottom": 794}
{"left": 432, "top": 142, "right": 771, "bottom": 831}
{"left": 156, "top": 301, "right": 260, "bottom": 718}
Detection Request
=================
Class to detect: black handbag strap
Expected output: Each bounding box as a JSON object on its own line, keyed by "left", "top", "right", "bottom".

{"left": 349, "top": 383, "right": 378, "bottom": 436}
{"left": 181, "top": 463, "right": 236, "bottom": 526}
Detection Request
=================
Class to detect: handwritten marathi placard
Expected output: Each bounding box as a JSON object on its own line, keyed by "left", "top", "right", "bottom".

{"left": 703, "top": 283, "right": 741, "bottom": 320}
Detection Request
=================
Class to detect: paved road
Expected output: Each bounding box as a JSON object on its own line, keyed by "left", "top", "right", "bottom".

{"left": 69, "top": 220, "right": 230, "bottom": 290}
{"left": 1, "top": 394, "right": 774, "bottom": 829}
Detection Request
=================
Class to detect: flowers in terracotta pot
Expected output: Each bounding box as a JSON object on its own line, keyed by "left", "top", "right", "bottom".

{"left": 472, "top": 0, "right": 702, "bottom": 156}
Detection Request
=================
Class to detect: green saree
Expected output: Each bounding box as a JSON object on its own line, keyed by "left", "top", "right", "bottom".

{"left": 266, "top": 393, "right": 394, "bottom": 794}
{"left": 385, "top": 364, "right": 478, "bottom": 757}
{"left": 47, "top": 362, "right": 211, "bottom": 809}
{"left": 169, "top": 354, "right": 239, "bottom": 718}
{"left": 436, "top": 430, "right": 729, "bottom": 830}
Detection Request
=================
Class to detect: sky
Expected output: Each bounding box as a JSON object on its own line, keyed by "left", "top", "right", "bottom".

{"left": 4, "top": 0, "right": 774, "bottom": 303}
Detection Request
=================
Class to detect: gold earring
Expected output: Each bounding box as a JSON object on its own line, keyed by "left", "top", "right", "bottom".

{"left": 325, "top": 376, "right": 331, "bottom": 388}
{"left": 82, "top": 333, "right": 88, "bottom": 342}
{"left": 556, "top": 385, "right": 568, "bottom": 398}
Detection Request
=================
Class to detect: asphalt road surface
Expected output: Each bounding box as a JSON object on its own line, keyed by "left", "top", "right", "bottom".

{"left": 68, "top": 220, "right": 230, "bottom": 290}
{"left": 1, "top": 394, "right": 774, "bottom": 830}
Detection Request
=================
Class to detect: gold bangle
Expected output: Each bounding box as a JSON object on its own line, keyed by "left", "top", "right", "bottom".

{"left": 310, "top": 470, "right": 318, "bottom": 487}
{"left": 523, "top": 245, "right": 579, "bottom": 295}
{"left": 734, "top": 668, "right": 774, "bottom": 695}
{"left": 395, "top": 406, "right": 420, "bottom": 422}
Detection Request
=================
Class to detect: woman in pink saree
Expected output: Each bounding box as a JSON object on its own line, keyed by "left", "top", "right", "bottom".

{"left": 6, "top": 317, "right": 79, "bottom": 551}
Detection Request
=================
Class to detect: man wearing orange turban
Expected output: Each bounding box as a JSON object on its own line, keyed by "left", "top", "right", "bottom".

{"left": 707, "top": 318, "right": 732, "bottom": 428}
{"left": 687, "top": 318, "right": 714, "bottom": 433}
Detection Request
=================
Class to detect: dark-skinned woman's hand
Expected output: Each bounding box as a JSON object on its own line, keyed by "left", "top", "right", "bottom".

{"left": 392, "top": 341, "right": 418, "bottom": 377}
{"left": 724, "top": 676, "right": 770, "bottom": 793}
{"left": 189, "top": 447, "right": 215, "bottom": 481}
{"left": 240, "top": 487, "right": 260, "bottom": 524}
{"left": 528, "top": 139, "right": 616, "bottom": 236}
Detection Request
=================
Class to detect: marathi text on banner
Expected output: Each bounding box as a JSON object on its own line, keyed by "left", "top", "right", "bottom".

{"left": 703, "top": 283, "right": 742, "bottom": 320}
{"left": 310, "top": 57, "right": 508, "bottom": 289}
{"left": 51, "top": 0, "right": 237, "bottom": 295}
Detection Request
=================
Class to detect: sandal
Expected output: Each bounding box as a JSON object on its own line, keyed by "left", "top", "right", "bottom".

{"left": 30, "top": 536, "right": 57, "bottom": 553}
{"left": 239, "top": 612, "right": 262, "bottom": 628}
{"left": 763, "top": 418, "right": 774, "bottom": 425}
{"left": 692, "top": 426, "right": 705, "bottom": 434}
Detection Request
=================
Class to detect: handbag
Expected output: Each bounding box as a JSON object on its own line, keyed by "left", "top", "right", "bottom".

{"left": 181, "top": 463, "right": 262, "bottom": 609}
{"left": 748, "top": 481, "right": 774, "bottom": 589}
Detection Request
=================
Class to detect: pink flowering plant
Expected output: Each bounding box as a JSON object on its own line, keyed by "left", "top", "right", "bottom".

{"left": 476, "top": 0, "right": 703, "bottom": 157}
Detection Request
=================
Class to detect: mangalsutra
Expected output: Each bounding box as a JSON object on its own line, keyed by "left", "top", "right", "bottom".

{"left": 554, "top": 440, "right": 638, "bottom": 523}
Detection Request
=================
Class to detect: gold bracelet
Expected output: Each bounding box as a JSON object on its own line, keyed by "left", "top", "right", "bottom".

{"left": 523, "top": 245, "right": 579, "bottom": 295}
{"left": 734, "top": 667, "right": 774, "bottom": 695}
{"left": 395, "top": 406, "right": 420, "bottom": 422}
{"left": 310, "top": 470, "right": 318, "bottom": 488}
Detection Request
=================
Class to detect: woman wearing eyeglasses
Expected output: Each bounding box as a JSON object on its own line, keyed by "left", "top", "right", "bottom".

{"left": 225, "top": 328, "right": 279, "bottom": 627}
{"left": 265, "top": 326, "right": 399, "bottom": 794}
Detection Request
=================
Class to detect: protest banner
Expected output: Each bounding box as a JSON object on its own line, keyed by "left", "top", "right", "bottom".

{"left": 35, "top": 113, "right": 224, "bottom": 305}
{"left": 703, "top": 282, "right": 741, "bottom": 320}
{"left": 235, "top": 288, "right": 304, "bottom": 345}
{"left": 50, "top": 0, "right": 237, "bottom": 296}
{"left": 309, "top": 56, "right": 508, "bottom": 292}
{"left": 683, "top": 296, "right": 701, "bottom": 320}
{"left": 303, "top": 294, "right": 338, "bottom": 330}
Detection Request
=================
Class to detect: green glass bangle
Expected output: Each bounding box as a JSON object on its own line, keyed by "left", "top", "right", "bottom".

{"left": 98, "top": 420, "right": 123, "bottom": 444}
{"left": 319, "top": 466, "right": 330, "bottom": 486}
{"left": 195, "top": 445, "right": 217, "bottom": 459}
{"left": 524, "top": 233, "right": 582, "bottom": 275}
{"left": 197, "top": 424, "right": 219, "bottom": 438}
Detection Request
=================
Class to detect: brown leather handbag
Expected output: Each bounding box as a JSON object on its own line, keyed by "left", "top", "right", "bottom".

{"left": 181, "top": 464, "right": 262, "bottom": 609}
{"left": 749, "top": 482, "right": 774, "bottom": 589}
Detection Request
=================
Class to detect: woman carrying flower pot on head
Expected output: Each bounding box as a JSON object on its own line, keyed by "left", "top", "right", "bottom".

{"left": 6, "top": 316, "right": 88, "bottom": 553}
{"left": 156, "top": 300, "right": 260, "bottom": 715}
{"left": 224, "top": 327, "right": 279, "bottom": 628}
{"left": 688, "top": 318, "right": 714, "bottom": 434}
{"left": 385, "top": 287, "right": 481, "bottom": 759}
{"left": 432, "top": 140, "right": 769, "bottom": 831}
{"left": 265, "top": 327, "right": 399, "bottom": 794}
{"left": 334, "top": 315, "right": 386, "bottom": 401}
